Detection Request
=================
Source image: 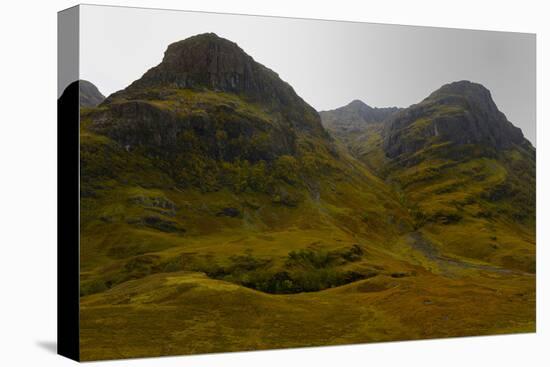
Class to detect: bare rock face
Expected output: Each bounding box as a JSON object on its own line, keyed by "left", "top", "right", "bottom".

{"left": 320, "top": 100, "right": 401, "bottom": 133}
{"left": 79, "top": 80, "right": 105, "bottom": 107}
{"left": 383, "top": 81, "right": 526, "bottom": 158}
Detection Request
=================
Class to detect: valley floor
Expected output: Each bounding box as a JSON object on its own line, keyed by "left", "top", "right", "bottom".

{"left": 79, "top": 233, "right": 535, "bottom": 361}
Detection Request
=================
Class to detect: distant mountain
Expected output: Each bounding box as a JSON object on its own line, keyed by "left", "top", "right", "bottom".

{"left": 79, "top": 80, "right": 105, "bottom": 108}
{"left": 318, "top": 100, "right": 401, "bottom": 173}
{"left": 320, "top": 100, "right": 401, "bottom": 133}
{"left": 383, "top": 81, "right": 528, "bottom": 159}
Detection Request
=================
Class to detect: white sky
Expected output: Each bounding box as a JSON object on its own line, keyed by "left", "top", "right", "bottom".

{"left": 78, "top": 4, "right": 536, "bottom": 144}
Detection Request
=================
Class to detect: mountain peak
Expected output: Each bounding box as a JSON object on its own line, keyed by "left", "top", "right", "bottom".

{"left": 104, "top": 34, "right": 325, "bottom": 136}
{"left": 430, "top": 80, "right": 489, "bottom": 95}
{"left": 347, "top": 99, "right": 369, "bottom": 108}
{"left": 161, "top": 32, "right": 250, "bottom": 75}
{"left": 124, "top": 32, "right": 260, "bottom": 94}
{"left": 164, "top": 32, "right": 233, "bottom": 49}
{"left": 383, "top": 81, "right": 526, "bottom": 158}
{"left": 425, "top": 80, "right": 498, "bottom": 114}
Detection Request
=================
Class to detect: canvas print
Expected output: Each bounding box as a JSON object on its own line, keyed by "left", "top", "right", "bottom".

{"left": 58, "top": 4, "right": 536, "bottom": 361}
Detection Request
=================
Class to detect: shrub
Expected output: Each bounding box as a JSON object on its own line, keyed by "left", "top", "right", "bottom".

{"left": 286, "top": 248, "right": 337, "bottom": 269}
{"left": 341, "top": 244, "right": 364, "bottom": 262}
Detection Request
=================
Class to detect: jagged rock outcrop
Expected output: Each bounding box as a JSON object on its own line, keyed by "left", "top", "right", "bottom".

{"left": 383, "top": 81, "right": 526, "bottom": 158}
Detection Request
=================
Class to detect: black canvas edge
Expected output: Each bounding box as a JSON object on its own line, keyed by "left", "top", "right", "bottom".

{"left": 57, "top": 5, "right": 80, "bottom": 362}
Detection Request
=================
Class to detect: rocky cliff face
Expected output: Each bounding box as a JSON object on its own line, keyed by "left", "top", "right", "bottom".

{"left": 79, "top": 80, "right": 105, "bottom": 108}
{"left": 90, "top": 97, "right": 298, "bottom": 163}
{"left": 320, "top": 100, "right": 401, "bottom": 133}
{"left": 383, "top": 81, "right": 526, "bottom": 158}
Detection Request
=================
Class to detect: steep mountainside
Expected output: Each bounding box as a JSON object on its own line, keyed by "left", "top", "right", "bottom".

{"left": 79, "top": 80, "right": 105, "bottom": 107}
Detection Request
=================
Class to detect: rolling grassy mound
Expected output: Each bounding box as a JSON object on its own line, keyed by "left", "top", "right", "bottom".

{"left": 80, "top": 268, "right": 534, "bottom": 360}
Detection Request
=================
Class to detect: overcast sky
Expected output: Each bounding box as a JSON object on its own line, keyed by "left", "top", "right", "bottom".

{"left": 78, "top": 4, "right": 536, "bottom": 144}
